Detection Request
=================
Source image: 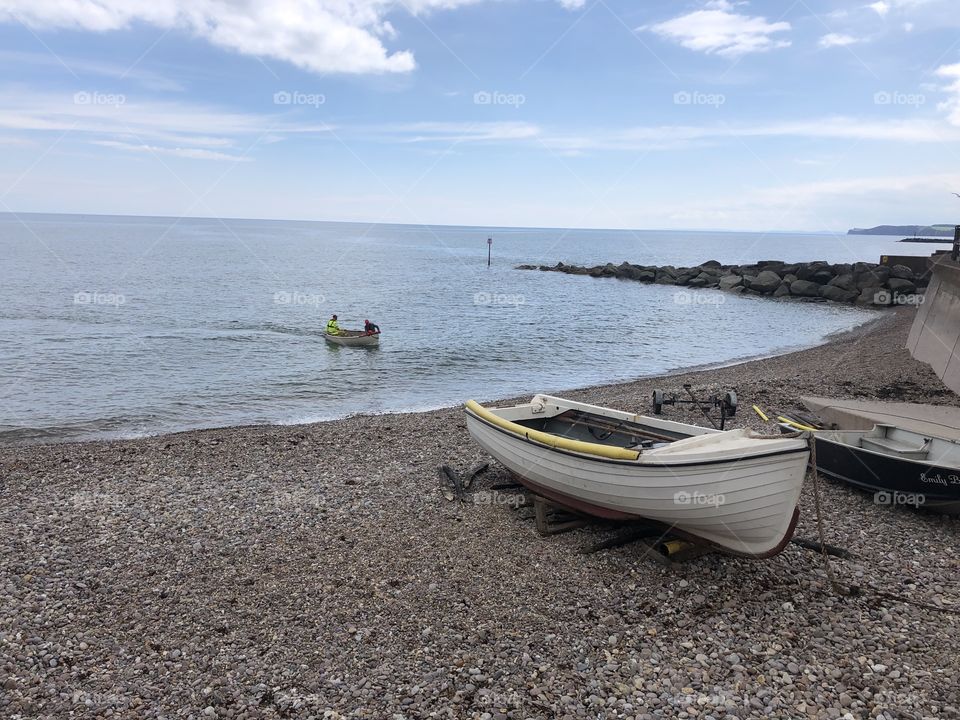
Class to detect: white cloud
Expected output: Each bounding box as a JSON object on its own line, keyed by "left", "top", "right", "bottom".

{"left": 936, "top": 63, "right": 960, "bottom": 126}
{"left": 0, "top": 50, "right": 183, "bottom": 91}
{"left": 540, "top": 118, "right": 960, "bottom": 153}
{"left": 904, "top": 21, "right": 914, "bottom": 31}
{"left": 91, "top": 139, "right": 253, "bottom": 161}
{"left": 868, "top": 1, "right": 890, "bottom": 17}
{"left": 645, "top": 1, "right": 791, "bottom": 58}
{"left": 819, "top": 33, "right": 860, "bottom": 48}
{"left": 374, "top": 121, "right": 541, "bottom": 143}
{"left": 0, "top": 0, "right": 583, "bottom": 76}
{"left": 0, "top": 88, "right": 337, "bottom": 162}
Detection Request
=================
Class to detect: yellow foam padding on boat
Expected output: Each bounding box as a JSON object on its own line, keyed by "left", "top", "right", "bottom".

{"left": 777, "top": 416, "right": 817, "bottom": 432}
{"left": 465, "top": 400, "right": 641, "bottom": 461}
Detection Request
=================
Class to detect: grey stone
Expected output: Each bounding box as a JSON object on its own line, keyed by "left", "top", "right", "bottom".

{"left": 719, "top": 274, "right": 743, "bottom": 290}
{"left": 748, "top": 270, "right": 782, "bottom": 293}
{"left": 887, "top": 278, "right": 917, "bottom": 294}
{"left": 810, "top": 269, "right": 835, "bottom": 285}
{"left": 856, "top": 270, "right": 887, "bottom": 289}
{"left": 820, "top": 285, "right": 858, "bottom": 303}
{"left": 789, "top": 279, "right": 821, "bottom": 297}
{"left": 890, "top": 264, "right": 915, "bottom": 280}
{"left": 828, "top": 273, "right": 855, "bottom": 291}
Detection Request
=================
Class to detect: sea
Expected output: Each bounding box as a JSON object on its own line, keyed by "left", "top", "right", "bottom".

{"left": 0, "top": 213, "right": 931, "bottom": 444}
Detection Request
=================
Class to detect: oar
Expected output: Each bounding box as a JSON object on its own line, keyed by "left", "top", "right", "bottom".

{"left": 778, "top": 416, "right": 818, "bottom": 432}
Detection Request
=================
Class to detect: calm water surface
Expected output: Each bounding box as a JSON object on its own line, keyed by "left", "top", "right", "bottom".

{"left": 0, "top": 213, "right": 927, "bottom": 443}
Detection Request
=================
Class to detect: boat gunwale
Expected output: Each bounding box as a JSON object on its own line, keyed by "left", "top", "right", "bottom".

{"left": 466, "top": 401, "right": 809, "bottom": 467}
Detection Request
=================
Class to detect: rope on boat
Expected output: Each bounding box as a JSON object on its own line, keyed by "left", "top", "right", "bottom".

{"left": 808, "top": 434, "right": 848, "bottom": 595}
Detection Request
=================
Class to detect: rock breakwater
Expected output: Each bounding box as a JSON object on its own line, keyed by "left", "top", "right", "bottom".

{"left": 517, "top": 259, "right": 927, "bottom": 306}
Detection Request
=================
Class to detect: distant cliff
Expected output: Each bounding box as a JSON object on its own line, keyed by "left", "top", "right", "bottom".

{"left": 848, "top": 224, "right": 954, "bottom": 237}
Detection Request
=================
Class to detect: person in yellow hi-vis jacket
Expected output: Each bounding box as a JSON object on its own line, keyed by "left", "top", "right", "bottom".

{"left": 326, "top": 314, "right": 340, "bottom": 335}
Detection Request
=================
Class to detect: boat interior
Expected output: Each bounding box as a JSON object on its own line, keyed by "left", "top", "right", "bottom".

{"left": 512, "top": 408, "right": 697, "bottom": 450}
{"left": 827, "top": 425, "right": 960, "bottom": 466}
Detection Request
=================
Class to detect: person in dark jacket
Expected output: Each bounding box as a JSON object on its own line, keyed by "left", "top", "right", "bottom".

{"left": 364, "top": 319, "right": 380, "bottom": 335}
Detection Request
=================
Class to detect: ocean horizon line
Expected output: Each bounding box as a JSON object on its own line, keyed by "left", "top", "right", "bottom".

{"left": 0, "top": 210, "right": 846, "bottom": 237}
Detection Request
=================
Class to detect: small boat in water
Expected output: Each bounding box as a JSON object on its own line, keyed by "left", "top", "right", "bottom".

{"left": 782, "top": 423, "right": 960, "bottom": 514}
{"left": 465, "top": 394, "right": 810, "bottom": 558}
{"left": 324, "top": 330, "right": 380, "bottom": 347}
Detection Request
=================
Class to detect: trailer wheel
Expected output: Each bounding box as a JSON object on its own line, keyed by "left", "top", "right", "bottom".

{"left": 723, "top": 391, "right": 738, "bottom": 416}
{"left": 652, "top": 390, "right": 664, "bottom": 415}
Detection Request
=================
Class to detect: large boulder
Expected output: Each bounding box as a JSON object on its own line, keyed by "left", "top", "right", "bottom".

{"left": 699, "top": 260, "right": 722, "bottom": 269}
{"left": 637, "top": 269, "right": 656, "bottom": 281}
{"left": 719, "top": 274, "right": 743, "bottom": 290}
{"left": 890, "top": 264, "right": 916, "bottom": 281}
{"left": 773, "top": 282, "right": 791, "bottom": 297}
{"left": 810, "top": 268, "right": 835, "bottom": 285}
{"left": 887, "top": 278, "right": 917, "bottom": 295}
{"left": 831, "top": 263, "right": 853, "bottom": 276}
{"left": 748, "top": 270, "right": 783, "bottom": 294}
{"left": 820, "top": 285, "right": 858, "bottom": 303}
{"left": 855, "top": 288, "right": 879, "bottom": 306}
{"left": 828, "top": 273, "right": 856, "bottom": 291}
{"left": 687, "top": 272, "right": 714, "bottom": 288}
{"left": 796, "top": 262, "right": 829, "bottom": 281}
{"left": 789, "top": 279, "right": 822, "bottom": 297}
{"left": 856, "top": 269, "right": 889, "bottom": 289}
{"left": 852, "top": 261, "right": 875, "bottom": 275}
{"left": 782, "top": 273, "right": 798, "bottom": 284}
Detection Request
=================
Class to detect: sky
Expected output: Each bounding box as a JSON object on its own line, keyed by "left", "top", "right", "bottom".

{"left": 1, "top": 0, "right": 960, "bottom": 231}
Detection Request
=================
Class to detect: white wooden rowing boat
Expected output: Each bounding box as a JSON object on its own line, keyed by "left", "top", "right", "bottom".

{"left": 324, "top": 330, "right": 380, "bottom": 347}
{"left": 465, "top": 394, "right": 810, "bottom": 558}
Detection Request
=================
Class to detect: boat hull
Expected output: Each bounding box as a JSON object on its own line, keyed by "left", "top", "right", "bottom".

{"left": 812, "top": 435, "right": 960, "bottom": 513}
{"left": 324, "top": 331, "right": 380, "bottom": 347}
{"left": 466, "top": 396, "right": 809, "bottom": 558}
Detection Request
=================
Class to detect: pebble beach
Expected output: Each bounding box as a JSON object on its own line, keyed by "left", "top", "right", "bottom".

{"left": 2, "top": 307, "right": 958, "bottom": 720}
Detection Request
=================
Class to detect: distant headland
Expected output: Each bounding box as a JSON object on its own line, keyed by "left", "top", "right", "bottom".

{"left": 848, "top": 224, "right": 954, "bottom": 237}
